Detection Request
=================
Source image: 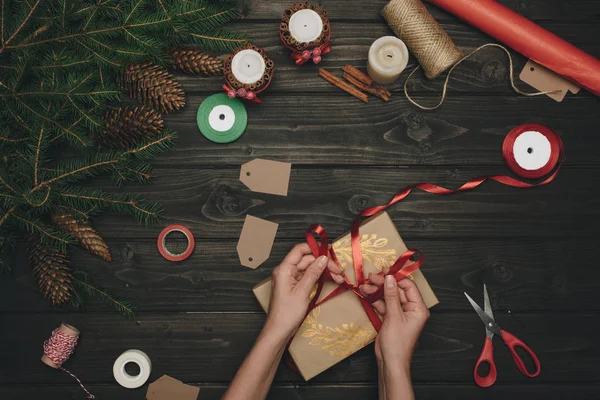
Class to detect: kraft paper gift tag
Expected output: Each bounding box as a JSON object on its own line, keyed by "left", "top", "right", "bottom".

{"left": 237, "top": 215, "right": 279, "bottom": 269}
{"left": 240, "top": 159, "right": 292, "bottom": 196}
{"left": 520, "top": 60, "right": 580, "bottom": 102}
{"left": 146, "top": 375, "right": 199, "bottom": 400}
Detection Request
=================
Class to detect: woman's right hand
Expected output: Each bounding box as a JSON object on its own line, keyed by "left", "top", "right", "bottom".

{"left": 361, "top": 275, "right": 430, "bottom": 370}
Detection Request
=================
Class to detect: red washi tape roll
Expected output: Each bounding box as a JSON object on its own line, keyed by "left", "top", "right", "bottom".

{"left": 157, "top": 224, "right": 195, "bottom": 262}
{"left": 502, "top": 123, "right": 563, "bottom": 180}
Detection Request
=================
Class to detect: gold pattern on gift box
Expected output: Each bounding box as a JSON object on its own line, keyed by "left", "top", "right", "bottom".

{"left": 301, "top": 306, "right": 376, "bottom": 357}
{"left": 333, "top": 234, "right": 398, "bottom": 272}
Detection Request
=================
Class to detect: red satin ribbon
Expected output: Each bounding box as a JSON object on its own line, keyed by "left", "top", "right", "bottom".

{"left": 302, "top": 123, "right": 563, "bottom": 332}
{"left": 286, "top": 124, "right": 562, "bottom": 373}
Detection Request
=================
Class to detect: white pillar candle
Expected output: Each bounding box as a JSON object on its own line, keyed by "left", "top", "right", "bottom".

{"left": 289, "top": 9, "right": 323, "bottom": 43}
{"left": 367, "top": 36, "right": 409, "bottom": 84}
{"left": 231, "top": 49, "right": 266, "bottom": 84}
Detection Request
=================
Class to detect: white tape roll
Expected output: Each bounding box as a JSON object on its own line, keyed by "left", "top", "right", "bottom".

{"left": 113, "top": 349, "right": 152, "bottom": 389}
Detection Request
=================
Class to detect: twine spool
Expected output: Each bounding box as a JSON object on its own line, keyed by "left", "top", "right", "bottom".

{"left": 382, "top": 0, "right": 462, "bottom": 79}
{"left": 42, "top": 323, "right": 95, "bottom": 399}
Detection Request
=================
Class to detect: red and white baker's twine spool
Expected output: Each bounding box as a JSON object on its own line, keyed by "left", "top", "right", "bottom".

{"left": 43, "top": 326, "right": 95, "bottom": 399}
{"left": 157, "top": 224, "right": 195, "bottom": 262}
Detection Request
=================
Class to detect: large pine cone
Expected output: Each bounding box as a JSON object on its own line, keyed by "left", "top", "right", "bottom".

{"left": 51, "top": 213, "right": 112, "bottom": 263}
{"left": 122, "top": 62, "right": 185, "bottom": 113}
{"left": 98, "top": 105, "right": 164, "bottom": 148}
{"left": 170, "top": 49, "right": 223, "bottom": 76}
{"left": 28, "top": 237, "right": 73, "bottom": 305}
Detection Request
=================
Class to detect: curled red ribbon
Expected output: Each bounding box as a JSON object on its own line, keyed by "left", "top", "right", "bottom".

{"left": 301, "top": 123, "right": 563, "bottom": 332}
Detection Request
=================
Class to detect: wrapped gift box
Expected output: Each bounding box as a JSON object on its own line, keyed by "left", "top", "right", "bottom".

{"left": 253, "top": 211, "right": 438, "bottom": 380}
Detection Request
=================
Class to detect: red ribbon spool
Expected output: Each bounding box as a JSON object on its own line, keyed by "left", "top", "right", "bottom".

{"left": 157, "top": 225, "right": 195, "bottom": 262}
{"left": 502, "top": 123, "right": 563, "bottom": 179}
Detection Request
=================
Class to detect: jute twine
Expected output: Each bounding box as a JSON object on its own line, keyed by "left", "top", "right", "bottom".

{"left": 404, "top": 43, "right": 557, "bottom": 111}
{"left": 382, "top": 0, "right": 462, "bottom": 80}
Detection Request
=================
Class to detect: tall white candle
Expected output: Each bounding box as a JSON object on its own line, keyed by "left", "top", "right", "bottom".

{"left": 367, "top": 36, "right": 409, "bottom": 84}
{"left": 289, "top": 9, "right": 323, "bottom": 43}
{"left": 231, "top": 49, "right": 266, "bottom": 84}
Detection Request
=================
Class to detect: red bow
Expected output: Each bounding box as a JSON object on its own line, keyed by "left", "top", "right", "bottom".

{"left": 303, "top": 221, "right": 423, "bottom": 332}
{"left": 290, "top": 42, "right": 331, "bottom": 65}
{"left": 222, "top": 84, "right": 261, "bottom": 103}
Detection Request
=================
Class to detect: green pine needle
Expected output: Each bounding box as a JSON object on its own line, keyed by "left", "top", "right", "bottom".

{"left": 72, "top": 269, "right": 137, "bottom": 318}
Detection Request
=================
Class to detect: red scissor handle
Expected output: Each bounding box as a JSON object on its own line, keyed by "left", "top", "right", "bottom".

{"left": 474, "top": 337, "right": 497, "bottom": 388}
{"left": 501, "top": 329, "right": 541, "bottom": 378}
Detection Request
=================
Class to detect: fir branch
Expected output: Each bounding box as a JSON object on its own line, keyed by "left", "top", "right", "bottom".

{"left": 16, "top": 98, "right": 88, "bottom": 147}
{"left": 0, "top": 205, "right": 17, "bottom": 227}
{"left": 11, "top": 213, "right": 72, "bottom": 252}
{"left": 72, "top": 270, "right": 137, "bottom": 318}
{"left": 0, "top": 0, "right": 41, "bottom": 52}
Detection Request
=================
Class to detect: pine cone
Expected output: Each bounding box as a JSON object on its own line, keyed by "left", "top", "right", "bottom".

{"left": 98, "top": 105, "right": 164, "bottom": 148}
{"left": 51, "top": 213, "right": 112, "bottom": 263}
{"left": 170, "top": 49, "right": 223, "bottom": 76}
{"left": 122, "top": 62, "right": 185, "bottom": 113}
{"left": 28, "top": 237, "right": 73, "bottom": 305}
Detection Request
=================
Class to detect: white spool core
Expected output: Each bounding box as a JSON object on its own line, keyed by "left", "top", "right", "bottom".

{"left": 113, "top": 349, "right": 152, "bottom": 389}
{"left": 208, "top": 105, "right": 236, "bottom": 132}
{"left": 289, "top": 9, "right": 323, "bottom": 43}
{"left": 231, "top": 49, "right": 266, "bottom": 84}
{"left": 512, "top": 130, "right": 552, "bottom": 171}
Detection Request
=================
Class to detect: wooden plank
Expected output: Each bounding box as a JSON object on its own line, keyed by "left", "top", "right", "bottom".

{"left": 1, "top": 312, "right": 598, "bottom": 384}
{"left": 84, "top": 167, "right": 599, "bottom": 240}
{"left": 161, "top": 94, "right": 599, "bottom": 167}
{"left": 2, "top": 237, "right": 599, "bottom": 313}
{"left": 178, "top": 22, "right": 600, "bottom": 95}
{"left": 240, "top": 0, "right": 600, "bottom": 22}
{"left": 2, "top": 383, "right": 598, "bottom": 400}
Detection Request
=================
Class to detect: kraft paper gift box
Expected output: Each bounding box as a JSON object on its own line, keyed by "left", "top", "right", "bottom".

{"left": 253, "top": 211, "right": 438, "bottom": 380}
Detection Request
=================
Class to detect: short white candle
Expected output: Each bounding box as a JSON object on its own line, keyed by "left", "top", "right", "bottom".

{"left": 289, "top": 9, "right": 323, "bottom": 43}
{"left": 367, "top": 36, "right": 409, "bottom": 84}
{"left": 231, "top": 49, "right": 266, "bottom": 84}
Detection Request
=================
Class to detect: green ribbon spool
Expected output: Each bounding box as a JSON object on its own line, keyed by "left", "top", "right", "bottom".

{"left": 197, "top": 93, "right": 247, "bottom": 143}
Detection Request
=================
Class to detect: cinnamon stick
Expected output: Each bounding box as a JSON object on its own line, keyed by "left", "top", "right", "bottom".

{"left": 343, "top": 64, "right": 392, "bottom": 99}
{"left": 319, "top": 68, "right": 368, "bottom": 103}
{"left": 343, "top": 72, "right": 390, "bottom": 102}
{"left": 343, "top": 65, "right": 373, "bottom": 86}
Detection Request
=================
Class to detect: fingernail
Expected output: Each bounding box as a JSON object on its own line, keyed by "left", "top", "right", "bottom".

{"left": 385, "top": 275, "right": 395, "bottom": 288}
{"left": 317, "top": 255, "right": 328, "bottom": 268}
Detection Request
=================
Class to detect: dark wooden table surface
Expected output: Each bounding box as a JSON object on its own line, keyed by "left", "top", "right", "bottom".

{"left": 2, "top": 1, "right": 600, "bottom": 399}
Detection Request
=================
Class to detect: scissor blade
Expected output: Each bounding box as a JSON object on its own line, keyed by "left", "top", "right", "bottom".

{"left": 464, "top": 292, "right": 502, "bottom": 338}
{"left": 483, "top": 284, "right": 494, "bottom": 322}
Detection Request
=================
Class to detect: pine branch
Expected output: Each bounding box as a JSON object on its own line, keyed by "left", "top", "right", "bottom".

{"left": 72, "top": 269, "right": 137, "bottom": 318}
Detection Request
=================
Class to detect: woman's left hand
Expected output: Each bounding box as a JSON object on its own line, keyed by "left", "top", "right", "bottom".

{"left": 265, "top": 243, "right": 344, "bottom": 341}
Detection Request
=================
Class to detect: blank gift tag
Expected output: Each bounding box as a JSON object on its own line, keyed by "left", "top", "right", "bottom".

{"left": 520, "top": 60, "right": 580, "bottom": 102}
{"left": 237, "top": 215, "right": 279, "bottom": 269}
{"left": 240, "top": 159, "right": 292, "bottom": 196}
{"left": 147, "top": 375, "right": 199, "bottom": 400}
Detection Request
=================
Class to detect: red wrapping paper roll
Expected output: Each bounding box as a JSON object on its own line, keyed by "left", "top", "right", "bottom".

{"left": 427, "top": 0, "right": 600, "bottom": 97}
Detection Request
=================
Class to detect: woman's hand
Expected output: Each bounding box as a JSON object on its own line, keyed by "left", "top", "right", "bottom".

{"left": 264, "top": 243, "right": 343, "bottom": 341}
{"left": 361, "top": 274, "right": 430, "bottom": 370}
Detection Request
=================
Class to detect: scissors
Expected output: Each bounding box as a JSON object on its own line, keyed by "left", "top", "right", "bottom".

{"left": 464, "top": 284, "right": 541, "bottom": 387}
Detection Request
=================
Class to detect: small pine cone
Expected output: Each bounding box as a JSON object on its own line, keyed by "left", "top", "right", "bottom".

{"left": 170, "top": 49, "right": 223, "bottom": 76}
{"left": 122, "top": 62, "right": 185, "bottom": 113}
{"left": 98, "top": 105, "right": 164, "bottom": 148}
{"left": 51, "top": 213, "right": 112, "bottom": 263}
{"left": 28, "top": 237, "right": 73, "bottom": 305}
